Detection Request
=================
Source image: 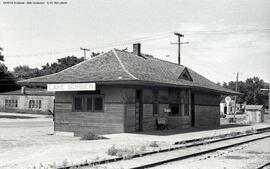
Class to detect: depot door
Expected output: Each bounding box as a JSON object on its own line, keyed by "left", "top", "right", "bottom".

{"left": 191, "top": 93, "right": 195, "bottom": 127}
{"left": 135, "top": 90, "right": 143, "bottom": 131}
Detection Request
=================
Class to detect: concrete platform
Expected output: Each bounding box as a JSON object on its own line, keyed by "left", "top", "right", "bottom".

{"left": 105, "top": 123, "right": 270, "bottom": 144}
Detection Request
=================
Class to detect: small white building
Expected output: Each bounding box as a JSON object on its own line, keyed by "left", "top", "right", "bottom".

{"left": 220, "top": 100, "right": 242, "bottom": 115}
{"left": 245, "top": 105, "right": 264, "bottom": 123}
{"left": 0, "top": 87, "right": 55, "bottom": 114}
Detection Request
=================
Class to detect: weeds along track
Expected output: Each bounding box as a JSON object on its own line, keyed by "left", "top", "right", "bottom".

{"left": 58, "top": 127, "right": 270, "bottom": 169}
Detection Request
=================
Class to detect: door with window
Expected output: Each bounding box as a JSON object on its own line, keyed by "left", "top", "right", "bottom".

{"left": 135, "top": 90, "right": 143, "bottom": 131}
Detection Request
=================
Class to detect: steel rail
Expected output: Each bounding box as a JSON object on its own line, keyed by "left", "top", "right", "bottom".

{"left": 131, "top": 134, "right": 270, "bottom": 169}
{"left": 57, "top": 127, "right": 270, "bottom": 169}
{"left": 257, "top": 161, "right": 270, "bottom": 169}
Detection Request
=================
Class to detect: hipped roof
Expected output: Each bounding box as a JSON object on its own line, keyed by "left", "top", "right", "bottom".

{"left": 18, "top": 49, "right": 239, "bottom": 95}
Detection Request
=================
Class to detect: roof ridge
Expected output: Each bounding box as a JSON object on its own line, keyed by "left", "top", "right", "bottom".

{"left": 115, "top": 49, "right": 186, "bottom": 68}
{"left": 112, "top": 49, "right": 138, "bottom": 80}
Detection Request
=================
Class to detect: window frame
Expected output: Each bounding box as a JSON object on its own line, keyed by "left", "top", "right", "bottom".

{"left": 152, "top": 89, "right": 159, "bottom": 115}
{"left": 93, "top": 96, "right": 104, "bottom": 112}
{"left": 73, "top": 94, "right": 104, "bottom": 113}
{"left": 5, "top": 99, "right": 18, "bottom": 108}
{"left": 28, "top": 99, "right": 42, "bottom": 109}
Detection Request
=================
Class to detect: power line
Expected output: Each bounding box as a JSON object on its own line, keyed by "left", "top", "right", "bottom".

{"left": 6, "top": 28, "right": 270, "bottom": 58}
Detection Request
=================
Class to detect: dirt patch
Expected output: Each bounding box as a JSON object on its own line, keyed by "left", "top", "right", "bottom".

{"left": 0, "top": 115, "right": 36, "bottom": 119}
{"left": 247, "top": 150, "right": 265, "bottom": 154}
{"left": 224, "top": 155, "right": 249, "bottom": 160}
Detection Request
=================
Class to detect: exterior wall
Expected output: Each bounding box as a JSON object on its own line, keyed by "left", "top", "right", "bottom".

{"left": 0, "top": 94, "right": 54, "bottom": 114}
{"left": 124, "top": 87, "right": 192, "bottom": 132}
{"left": 167, "top": 89, "right": 191, "bottom": 129}
{"left": 54, "top": 86, "right": 221, "bottom": 135}
{"left": 54, "top": 87, "right": 127, "bottom": 136}
{"left": 193, "top": 93, "right": 220, "bottom": 127}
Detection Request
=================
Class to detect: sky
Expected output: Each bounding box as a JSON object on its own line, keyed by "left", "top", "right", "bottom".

{"left": 0, "top": 0, "right": 269, "bottom": 83}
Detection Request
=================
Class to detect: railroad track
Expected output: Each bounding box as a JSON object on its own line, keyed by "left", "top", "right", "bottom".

{"left": 257, "top": 161, "right": 270, "bottom": 169}
{"left": 58, "top": 127, "right": 270, "bottom": 169}
{"left": 129, "top": 133, "right": 270, "bottom": 169}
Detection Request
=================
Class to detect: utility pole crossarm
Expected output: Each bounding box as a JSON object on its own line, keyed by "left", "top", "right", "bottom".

{"left": 171, "top": 32, "right": 189, "bottom": 65}
{"left": 80, "top": 47, "right": 90, "bottom": 61}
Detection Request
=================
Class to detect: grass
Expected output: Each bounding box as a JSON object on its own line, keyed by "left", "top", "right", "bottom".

{"left": 80, "top": 131, "right": 107, "bottom": 140}
{"left": 107, "top": 145, "right": 118, "bottom": 156}
{"left": 149, "top": 141, "right": 159, "bottom": 147}
{"left": 107, "top": 145, "right": 148, "bottom": 160}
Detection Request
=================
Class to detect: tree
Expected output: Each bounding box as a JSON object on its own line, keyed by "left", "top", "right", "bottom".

{"left": 0, "top": 47, "right": 4, "bottom": 62}
{"left": 13, "top": 55, "right": 84, "bottom": 79}
{"left": 39, "top": 55, "right": 84, "bottom": 76}
{"left": 13, "top": 65, "right": 40, "bottom": 80}
{"left": 245, "top": 77, "right": 265, "bottom": 105}
{"left": 221, "top": 77, "right": 266, "bottom": 105}
{"left": 91, "top": 52, "right": 101, "bottom": 58}
{"left": 0, "top": 47, "right": 19, "bottom": 92}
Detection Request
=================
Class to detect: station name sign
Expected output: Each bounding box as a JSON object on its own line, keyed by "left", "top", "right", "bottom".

{"left": 47, "top": 83, "right": 96, "bottom": 91}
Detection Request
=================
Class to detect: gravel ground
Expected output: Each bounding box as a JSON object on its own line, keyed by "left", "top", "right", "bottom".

{"left": 154, "top": 137, "right": 270, "bottom": 169}
{"left": 0, "top": 112, "right": 269, "bottom": 169}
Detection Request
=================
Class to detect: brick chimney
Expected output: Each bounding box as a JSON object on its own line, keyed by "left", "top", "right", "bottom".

{"left": 133, "top": 43, "right": 141, "bottom": 56}
{"left": 21, "top": 86, "right": 26, "bottom": 94}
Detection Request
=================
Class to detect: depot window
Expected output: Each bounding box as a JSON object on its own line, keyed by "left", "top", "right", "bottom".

{"left": 28, "top": 100, "right": 42, "bottom": 109}
{"left": 5, "top": 99, "right": 18, "bottom": 108}
{"left": 73, "top": 95, "right": 104, "bottom": 112}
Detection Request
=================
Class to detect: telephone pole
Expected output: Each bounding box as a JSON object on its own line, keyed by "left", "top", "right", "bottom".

{"left": 233, "top": 72, "right": 240, "bottom": 120}
{"left": 80, "top": 47, "right": 90, "bottom": 61}
{"left": 171, "top": 32, "right": 189, "bottom": 65}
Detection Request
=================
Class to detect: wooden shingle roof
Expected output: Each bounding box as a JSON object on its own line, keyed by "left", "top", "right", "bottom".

{"left": 18, "top": 49, "right": 238, "bottom": 95}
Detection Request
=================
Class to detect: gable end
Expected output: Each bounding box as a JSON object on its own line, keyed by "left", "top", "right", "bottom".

{"left": 178, "top": 67, "right": 193, "bottom": 81}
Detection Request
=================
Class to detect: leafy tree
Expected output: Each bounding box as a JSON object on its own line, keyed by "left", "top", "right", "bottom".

{"left": 39, "top": 55, "right": 84, "bottom": 76}
{"left": 13, "top": 55, "right": 84, "bottom": 79}
{"left": 13, "top": 65, "right": 40, "bottom": 80}
{"left": 91, "top": 52, "right": 101, "bottom": 58}
{"left": 221, "top": 77, "right": 267, "bottom": 105}
{"left": 245, "top": 77, "right": 265, "bottom": 104}
{"left": 0, "top": 47, "right": 4, "bottom": 61}
{"left": 0, "top": 47, "right": 19, "bottom": 92}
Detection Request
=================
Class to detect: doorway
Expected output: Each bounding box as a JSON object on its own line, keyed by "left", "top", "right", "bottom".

{"left": 135, "top": 90, "right": 143, "bottom": 131}
{"left": 191, "top": 93, "right": 195, "bottom": 127}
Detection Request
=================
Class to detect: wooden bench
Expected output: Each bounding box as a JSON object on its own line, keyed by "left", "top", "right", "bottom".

{"left": 156, "top": 117, "right": 169, "bottom": 130}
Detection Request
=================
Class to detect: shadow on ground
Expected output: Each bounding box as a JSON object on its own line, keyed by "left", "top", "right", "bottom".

{"left": 130, "top": 124, "right": 251, "bottom": 136}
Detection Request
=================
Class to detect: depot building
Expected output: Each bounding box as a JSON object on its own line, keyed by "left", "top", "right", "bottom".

{"left": 19, "top": 43, "right": 238, "bottom": 136}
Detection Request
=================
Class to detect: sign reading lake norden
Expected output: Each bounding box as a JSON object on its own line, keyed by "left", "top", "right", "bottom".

{"left": 47, "top": 83, "right": 96, "bottom": 91}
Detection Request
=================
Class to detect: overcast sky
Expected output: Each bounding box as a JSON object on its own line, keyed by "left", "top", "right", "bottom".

{"left": 0, "top": 0, "right": 269, "bottom": 83}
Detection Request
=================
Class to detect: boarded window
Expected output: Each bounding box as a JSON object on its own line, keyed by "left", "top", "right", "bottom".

{"left": 86, "top": 97, "right": 92, "bottom": 111}
{"left": 94, "top": 97, "right": 103, "bottom": 111}
{"left": 5, "top": 99, "right": 18, "bottom": 108}
{"left": 73, "top": 95, "right": 104, "bottom": 112}
{"left": 28, "top": 100, "right": 42, "bottom": 109}
{"left": 38, "top": 100, "right": 42, "bottom": 109}
{"left": 153, "top": 90, "right": 159, "bottom": 115}
{"left": 74, "top": 97, "right": 83, "bottom": 111}
{"left": 28, "top": 100, "right": 32, "bottom": 108}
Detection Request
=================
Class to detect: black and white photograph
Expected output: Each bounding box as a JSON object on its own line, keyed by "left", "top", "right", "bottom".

{"left": 0, "top": 0, "right": 269, "bottom": 168}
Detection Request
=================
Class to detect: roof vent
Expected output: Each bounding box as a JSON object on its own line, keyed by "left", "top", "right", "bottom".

{"left": 133, "top": 43, "right": 141, "bottom": 56}
{"left": 178, "top": 67, "right": 193, "bottom": 81}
